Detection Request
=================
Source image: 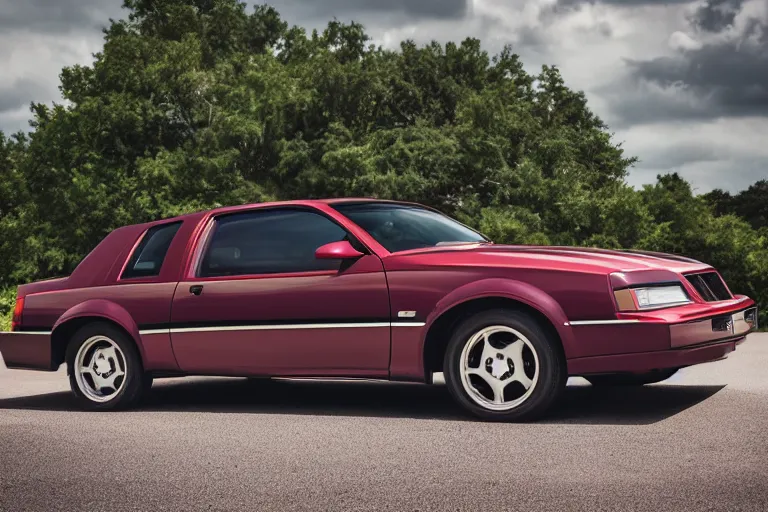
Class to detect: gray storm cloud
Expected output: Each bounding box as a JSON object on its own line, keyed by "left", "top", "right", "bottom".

{"left": 626, "top": 0, "right": 768, "bottom": 119}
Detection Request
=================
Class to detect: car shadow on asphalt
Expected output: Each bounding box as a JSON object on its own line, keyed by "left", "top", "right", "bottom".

{"left": 0, "top": 377, "right": 726, "bottom": 425}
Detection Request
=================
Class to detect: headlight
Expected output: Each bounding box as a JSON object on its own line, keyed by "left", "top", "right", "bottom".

{"left": 614, "top": 285, "right": 692, "bottom": 311}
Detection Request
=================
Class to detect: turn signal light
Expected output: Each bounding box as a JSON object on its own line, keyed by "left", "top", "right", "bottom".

{"left": 11, "top": 297, "right": 24, "bottom": 332}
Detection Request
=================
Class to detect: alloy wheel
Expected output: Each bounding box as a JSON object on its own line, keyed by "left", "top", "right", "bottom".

{"left": 73, "top": 335, "right": 128, "bottom": 403}
{"left": 459, "top": 325, "right": 540, "bottom": 411}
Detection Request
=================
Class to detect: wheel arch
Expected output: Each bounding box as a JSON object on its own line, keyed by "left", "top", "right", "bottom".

{"left": 421, "top": 279, "right": 576, "bottom": 382}
{"left": 51, "top": 300, "right": 145, "bottom": 369}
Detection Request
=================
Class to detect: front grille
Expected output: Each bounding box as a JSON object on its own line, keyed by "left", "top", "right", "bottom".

{"left": 685, "top": 272, "right": 732, "bottom": 302}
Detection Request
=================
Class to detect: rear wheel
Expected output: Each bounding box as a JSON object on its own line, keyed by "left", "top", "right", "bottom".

{"left": 585, "top": 368, "right": 679, "bottom": 387}
{"left": 443, "top": 309, "right": 566, "bottom": 422}
{"left": 66, "top": 322, "right": 147, "bottom": 411}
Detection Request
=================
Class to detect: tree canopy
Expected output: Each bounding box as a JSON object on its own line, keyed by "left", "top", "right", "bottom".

{"left": 0, "top": 0, "right": 766, "bottom": 328}
{"left": 704, "top": 180, "right": 768, "bottom": 232}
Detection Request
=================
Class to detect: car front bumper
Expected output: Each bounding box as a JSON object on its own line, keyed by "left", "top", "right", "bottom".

{"left": 668, "top": 307, "right": 756, "bottom": 348}
{"left": 567, "top": 302, "right": 758, "bottom": 376}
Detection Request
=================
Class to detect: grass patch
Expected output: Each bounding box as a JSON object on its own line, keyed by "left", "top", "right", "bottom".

{"left": 0, "top": 288, "right": 15, "bottom": 331}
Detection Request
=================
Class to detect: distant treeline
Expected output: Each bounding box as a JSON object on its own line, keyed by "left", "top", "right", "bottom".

{"left": 704, "top": 181, "right": 768, "bottom": 232}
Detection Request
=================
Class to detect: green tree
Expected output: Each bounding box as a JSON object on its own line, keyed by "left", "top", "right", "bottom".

{"left": 704, "top": 180, "right": 768, "bottom": 231}
{"left": 0, "top": 0, "right": 765, "bottom": 327}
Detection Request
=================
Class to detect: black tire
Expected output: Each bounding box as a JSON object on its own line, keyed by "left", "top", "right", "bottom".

{"left": 65, "top": 321, "right": 147, "bottom": 411}
{"left": 142, "top": 374, "right": 154, "bottom": 394}
{"left": 443, "top": 309, "right": 566, "bottom": 422}
{"left": 585, "top": 368, "right": 679, "bottom": 387}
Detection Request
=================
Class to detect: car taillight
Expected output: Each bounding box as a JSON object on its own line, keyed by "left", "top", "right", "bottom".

{"left": 11, "top": 297, "right": 24, "bottom": 332}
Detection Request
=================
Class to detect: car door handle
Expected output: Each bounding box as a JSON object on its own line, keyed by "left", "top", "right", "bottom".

{"left": 189, "top": 285, "right": 204, "bottom": 296}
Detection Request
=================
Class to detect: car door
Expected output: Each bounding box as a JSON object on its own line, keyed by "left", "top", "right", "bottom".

{"left": 169, "top": 207, "right": 392, "bottom": 377}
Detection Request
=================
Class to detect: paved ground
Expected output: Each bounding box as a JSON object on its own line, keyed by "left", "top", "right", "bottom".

{"left": 1, "top": 335, "right": 767, "bottom": 512}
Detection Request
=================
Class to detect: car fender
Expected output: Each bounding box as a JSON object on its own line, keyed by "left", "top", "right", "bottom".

{"left": 52, "top": 299, "right": 146, "bottom": 360}
{"left": 424, "top": 278, "right": 577, "bottom": 358}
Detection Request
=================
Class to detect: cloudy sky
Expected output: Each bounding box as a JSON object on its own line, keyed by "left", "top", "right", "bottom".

{"left": 0, "top": 0, "right": 766, "bottom": 193}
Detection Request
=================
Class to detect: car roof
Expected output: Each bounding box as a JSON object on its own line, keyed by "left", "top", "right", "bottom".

{"left": 315, "top": 198, "right": 391, "bottom": 204}
{"left": 207, "top": 197, "right": 410, "bottom": 215}
{"left": 135, "top": 198, "right": 416, "bottom": 230}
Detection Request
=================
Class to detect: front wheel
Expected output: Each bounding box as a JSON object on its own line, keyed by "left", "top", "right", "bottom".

{"left": 585, "top": 369, "right": 679, "bottom": 387}
{"left": 66, "top": 322, "right": 147, "bottom": 411}
{"left": 443, "top": 309, "right": 566, "bottom": 422}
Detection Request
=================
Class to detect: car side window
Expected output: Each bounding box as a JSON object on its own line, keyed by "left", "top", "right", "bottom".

{"left": 198, "top": 209, "right": 348, "bottom": 278}
{"left": 121, "top": 221, "right": 182, "bottom": 279}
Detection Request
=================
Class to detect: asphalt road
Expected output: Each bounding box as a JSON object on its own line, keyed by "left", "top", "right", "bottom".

{"left": 1, "top": 335, "right": 767, "bottom": 512}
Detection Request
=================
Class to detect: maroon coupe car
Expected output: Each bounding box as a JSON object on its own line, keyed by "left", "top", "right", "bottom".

{"left": 0, "top": 199, "right": 758, "bottom": 420}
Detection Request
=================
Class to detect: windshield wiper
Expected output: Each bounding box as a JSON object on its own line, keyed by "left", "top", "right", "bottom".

{"left": 435, "top": 241, "right": 493, "bottom": 247}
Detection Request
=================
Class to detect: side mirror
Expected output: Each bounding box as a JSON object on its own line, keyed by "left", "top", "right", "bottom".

{"left": 315, "top": 240, "right": 364, "bottom": 260}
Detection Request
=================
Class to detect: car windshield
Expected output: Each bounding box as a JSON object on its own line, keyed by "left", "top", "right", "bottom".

{"left": 333, "top": 202, "right": 490, "bottom": 253}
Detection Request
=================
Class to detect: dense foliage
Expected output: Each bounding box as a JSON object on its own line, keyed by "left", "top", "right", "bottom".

{"left": 704, "top": 180, "right": 768, "bottom": 232}
{"left": 0, "top": 0, "right": 766, "bottom": 329}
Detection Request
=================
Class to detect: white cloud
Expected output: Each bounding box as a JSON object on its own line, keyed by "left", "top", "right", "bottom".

{"left": 669, "top": 30, "right": 704, "bottom": 50}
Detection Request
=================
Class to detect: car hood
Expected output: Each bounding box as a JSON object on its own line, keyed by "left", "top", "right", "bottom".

{"left": 388, "top": 243, "right": 713, "bottom": 275}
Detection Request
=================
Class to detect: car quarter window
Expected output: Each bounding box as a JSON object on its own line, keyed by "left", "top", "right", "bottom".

{"left": 198, "top": 209, "right": 348, "bottom": 278}
{"left": 121, "top": 221, "right": 182, "bottom": 279}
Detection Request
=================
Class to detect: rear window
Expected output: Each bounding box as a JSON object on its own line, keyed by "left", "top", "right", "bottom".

{"left": 121, "top": 222, "right": 182, "bottom": 279}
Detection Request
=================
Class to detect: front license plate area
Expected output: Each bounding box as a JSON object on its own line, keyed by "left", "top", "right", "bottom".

{"left": 712, "top": 314, "right": 732, "bottom": 333}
